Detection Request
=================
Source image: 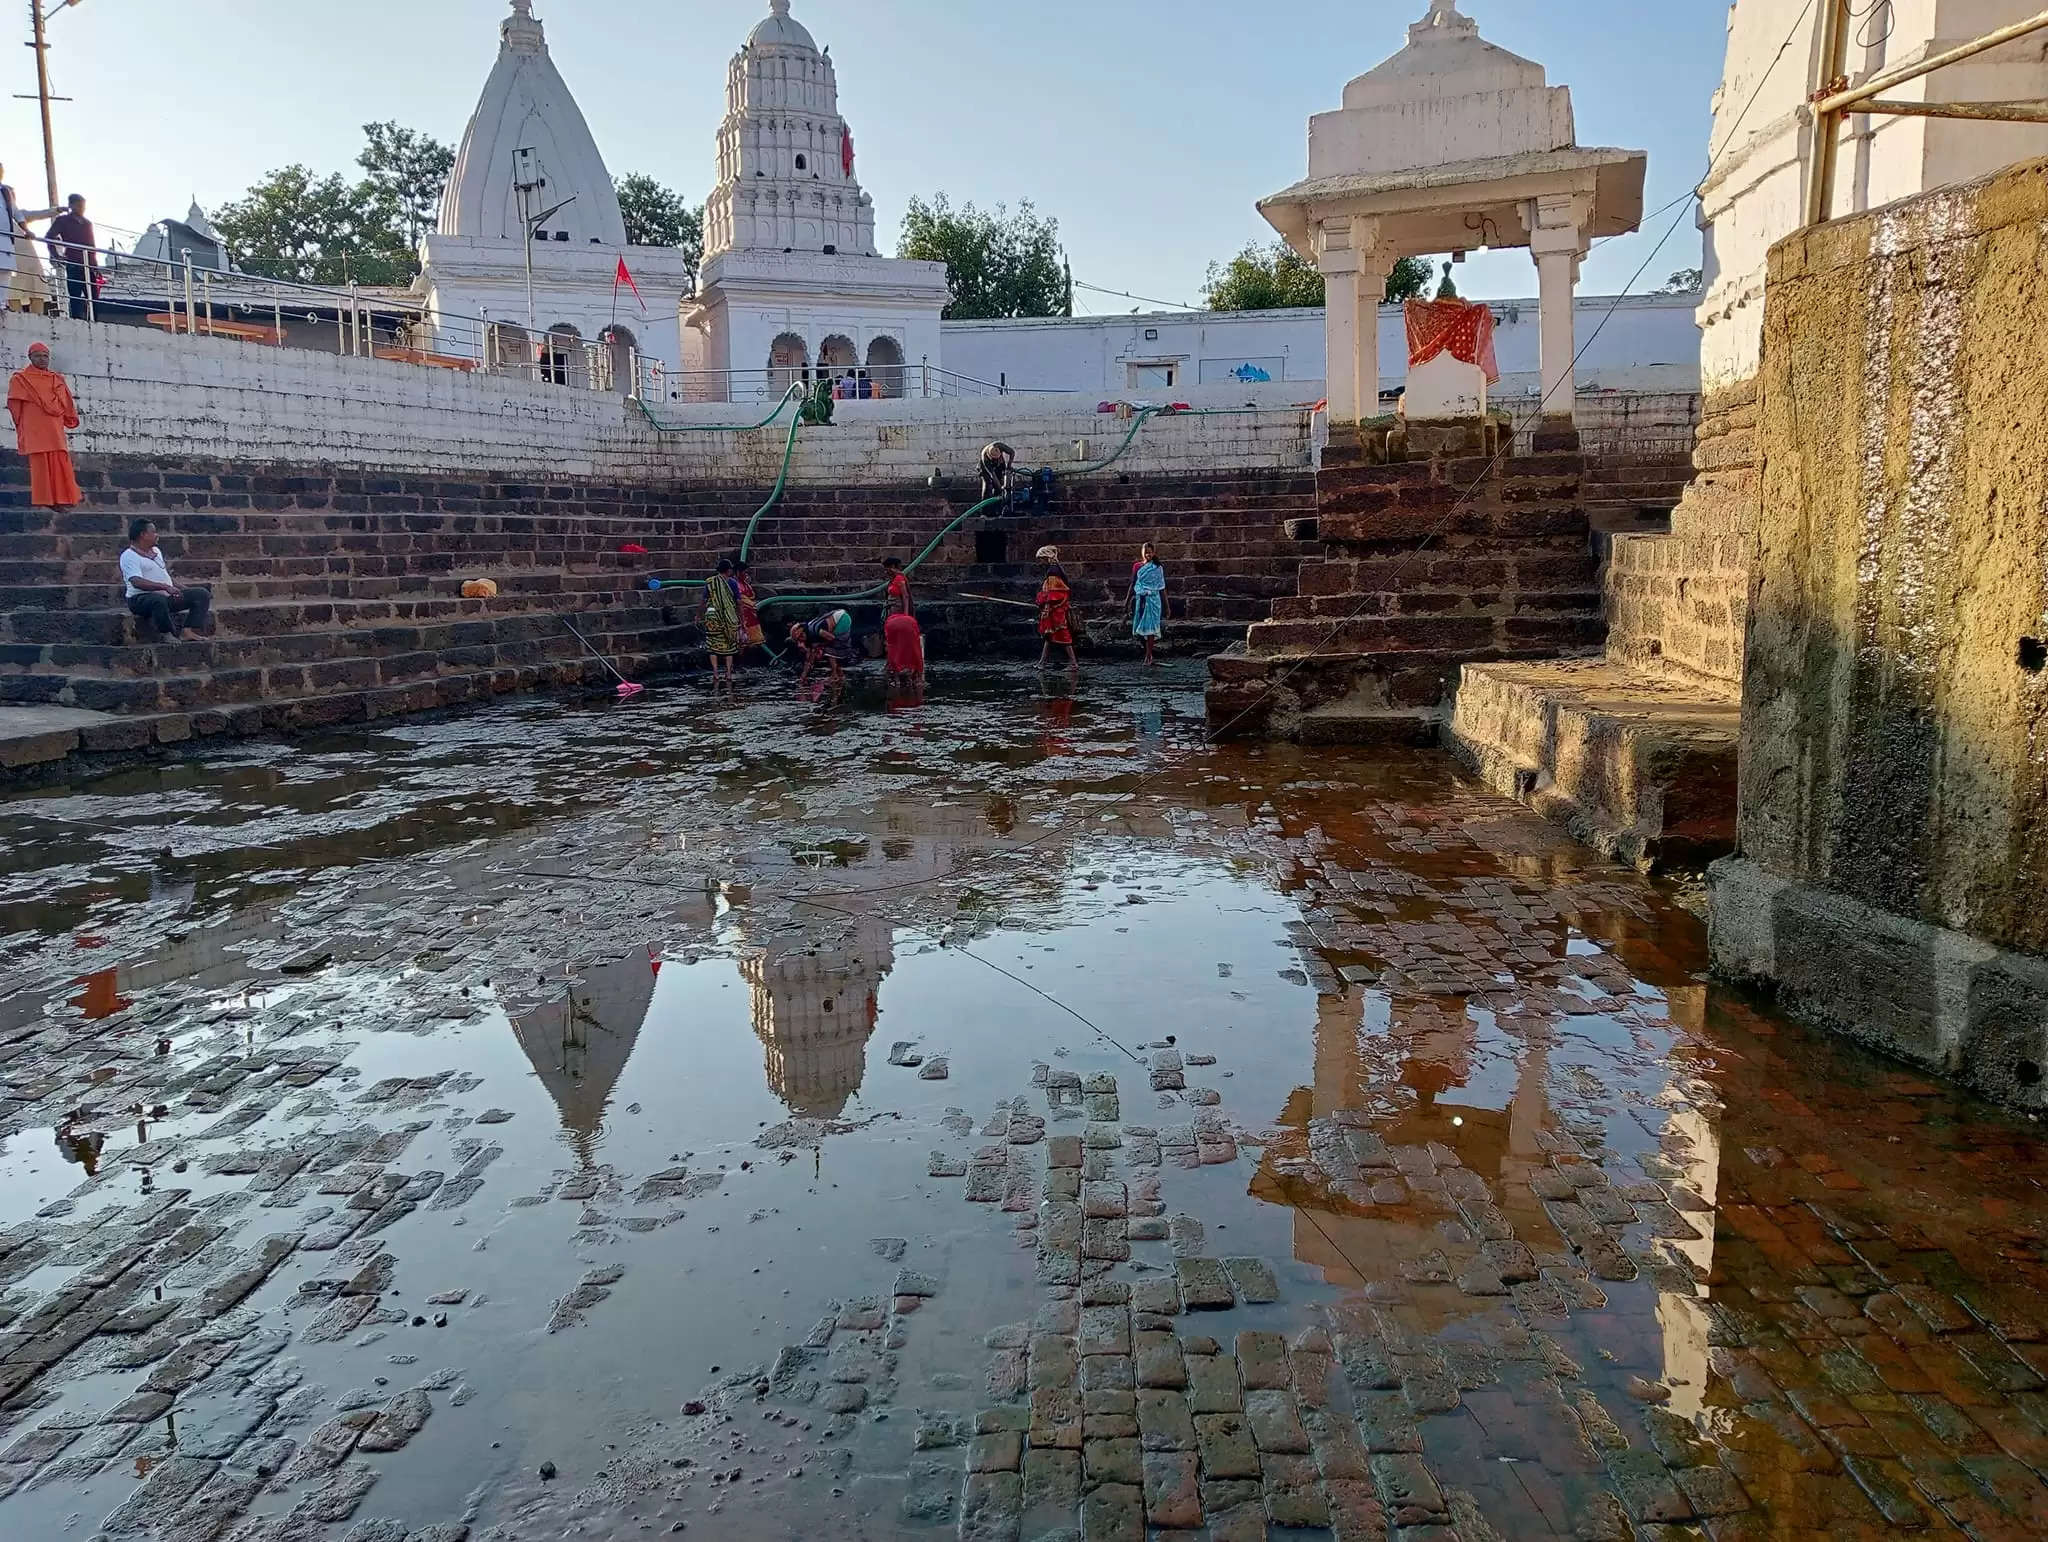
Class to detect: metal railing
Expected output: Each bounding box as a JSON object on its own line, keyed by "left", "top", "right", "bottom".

{"left": 18, "top": 237, "right": 644, "bottom": 394}
{"left": 630, "top": 358, "right": 1076, "bottom": 405}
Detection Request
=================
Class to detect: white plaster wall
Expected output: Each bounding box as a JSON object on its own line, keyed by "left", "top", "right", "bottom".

{"left": 1701, "top": 0, "right": 2048, "bottom": 391}
{"left": 942, "top": 294, "right": 1701, "bottom": 400}
{"left": 0, "top": 311, "right": 1311, "bottom": 486}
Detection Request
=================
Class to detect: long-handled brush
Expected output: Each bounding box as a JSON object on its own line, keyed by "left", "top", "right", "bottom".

{"left": 561, "top": 618, "right": 645, "bottom": 699}
{"left": 954, "top": 592, "right": 1040, "bottom": 609}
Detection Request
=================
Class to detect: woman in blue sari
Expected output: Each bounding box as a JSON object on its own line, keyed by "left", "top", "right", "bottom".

{"left": 1129, "top": 542, "right": 1167, "bottom": 666}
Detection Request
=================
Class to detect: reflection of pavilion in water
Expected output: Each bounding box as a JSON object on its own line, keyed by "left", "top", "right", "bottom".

{"left": 739, "top": 912, "right": 895, "bottom": 1118}
{"left": 1257, "top": 954, "right": 1721, "bottom": 1414}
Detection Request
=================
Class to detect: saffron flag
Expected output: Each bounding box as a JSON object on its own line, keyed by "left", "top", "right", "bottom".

{"left": 614, "top": 256, "right": 646, "bottom": 313}
{"left": 841, "top": 127, "right": 855, "bottom": 178}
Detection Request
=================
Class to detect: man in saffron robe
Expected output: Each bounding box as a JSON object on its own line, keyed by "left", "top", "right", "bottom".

{"left": 9, "top": 342, "right": 80, "bottom": 508}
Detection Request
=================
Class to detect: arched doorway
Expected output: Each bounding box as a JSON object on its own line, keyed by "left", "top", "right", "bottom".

{"left": 544, "top": 324, "right": 584, "bottom": 387}
{"left": 865, "top": 334, "right": 907, "bottom": 399}
{"left": 819, "top": 334, "right": 858, "bottom": 395}
{"left": 767, "top": 332, "right": 810, "bottom": 398}
{"left": 599, "top": 324, "right": 638, "bottom": 394}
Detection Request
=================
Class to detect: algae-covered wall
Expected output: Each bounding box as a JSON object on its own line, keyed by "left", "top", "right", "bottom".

{"left": 1740, "top": 156, "right": 2048, "bottom": 958}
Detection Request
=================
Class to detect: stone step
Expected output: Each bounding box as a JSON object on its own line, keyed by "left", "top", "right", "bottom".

{"left": 1291, "top": 550, "right": 1597, "bottom": 597}
{"left": 1296, "top": 706, "right": 1443, "bottom": 748}
{"left": 0, "top": 617, "right": 698, "bottom": 714}
{"left": 1204, "top": 641, "right": 1600, "bottom": 742}
{"left": 1445, "top": 657, "right": 1741, "bottom": 871}
{"left": 1269, "top": 587, "right": 1603, "bottom": 621}
{"left": 1245, "top": 613, "right": 1604, "bottom": 657}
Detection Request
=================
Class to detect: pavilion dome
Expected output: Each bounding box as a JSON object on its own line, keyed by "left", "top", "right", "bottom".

{"left": 438, "top": 0, "right": 628, "bottom": 247}
{"left": 750, "top": 0, "right": 817, "bottom": 51}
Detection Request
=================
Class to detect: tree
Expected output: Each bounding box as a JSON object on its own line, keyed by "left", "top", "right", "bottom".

{"left": 1203, "top": 241, "right": 1430, "bottom": 311}
{"left": 214, "top": 122, "right": 454, "bottom": 287}
{"left": 615, "top": 173, "right": 704, "bottom": 279}
{"left": 358, "top": 121, "right": 455, "bottom": 254}
{"left": 214, "top": 166, "right": 380, "bottom": 286}
{"left": 898, "top": 194, "right": 1065, "bottom": 321}
{"left": 1658, "top": 267, "right": 1704, "bottom": 294}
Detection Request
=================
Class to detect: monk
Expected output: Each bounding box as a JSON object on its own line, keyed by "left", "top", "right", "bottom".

{"left": 8, "top": 342, "right": 80, "bottom": 509}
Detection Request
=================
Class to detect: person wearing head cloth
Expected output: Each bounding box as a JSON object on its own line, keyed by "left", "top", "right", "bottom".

{"left": 8, "top": 342, "right": 80, "bottom": 509}
{"left": 1035, "top": 545, "right": 1077, "bottom": 672}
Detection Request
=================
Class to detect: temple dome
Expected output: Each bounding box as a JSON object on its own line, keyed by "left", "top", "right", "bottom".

{"left": 750, "top": 0, "right": 817, "bottom": 51}
{"left": 438, "top": 0, "right": 627, "bottom": 247}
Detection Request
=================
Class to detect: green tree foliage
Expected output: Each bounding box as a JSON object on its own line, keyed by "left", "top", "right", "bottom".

{"left": 615, "top": 173, "right": 704, "bottom": 279}
{"left": 898, "top": 194, "right": 1065, "bottom": 321}
{"left": 214, "top": 122, "right": 456, "bottom": 287}
{"left": 1203, "top": 241, "right": 1431, "bottom": 311}
{"left": 358, "top": 121, "right": 456, "bottom": 253}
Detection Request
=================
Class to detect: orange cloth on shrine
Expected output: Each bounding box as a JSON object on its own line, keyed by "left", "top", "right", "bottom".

{"left": 8, "top": 367, "right": 81, "bottom": 508}
{"left": 1403, "top": 298, "right": 1501, "bottom": 385}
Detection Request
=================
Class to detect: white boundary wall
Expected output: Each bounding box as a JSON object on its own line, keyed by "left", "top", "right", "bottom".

{"left": 943, "top": 292, "right": 1702, "bottom": 399}
{"left": 0, "top": 312, "right": 1315, "bottom": 487}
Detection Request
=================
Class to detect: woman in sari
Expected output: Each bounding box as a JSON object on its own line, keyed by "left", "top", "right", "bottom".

{"left": 701, "top": 557, "right": 742, "bottom": 687}
{"left": 1129, "top": 542, "right": 1166, "bottom": 666}
{"left": 1035, "top": 545, "right": 1077, "bottom": 672}
{"left": 735, "top": 560, "right": 766, "bottom": 656}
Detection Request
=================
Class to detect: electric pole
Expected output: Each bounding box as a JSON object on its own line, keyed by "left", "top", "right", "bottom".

{"left": 25, "top": 0, "right": 82, "bottom": 209}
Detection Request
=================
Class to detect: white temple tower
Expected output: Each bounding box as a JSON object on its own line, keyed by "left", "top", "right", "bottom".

{"left": 681, "top": 0, "right": 949, "bottom": 402}
{"left": 420, "top": 0, "right": 695, "bottom": 387}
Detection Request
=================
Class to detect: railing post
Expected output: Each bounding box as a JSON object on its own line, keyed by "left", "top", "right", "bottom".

{"left": 182, "top": 254, "right": 195, "bottom": 335}
{"left": 273, "top": 284, "right": 283, "bottom": 347}
{"left": 202, "top": 270, "right": 214, "bottom": 335}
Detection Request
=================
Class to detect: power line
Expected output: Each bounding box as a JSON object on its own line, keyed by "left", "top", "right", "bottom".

{"left": 1071, "top": 278, "right": 1203, "bottom": 312}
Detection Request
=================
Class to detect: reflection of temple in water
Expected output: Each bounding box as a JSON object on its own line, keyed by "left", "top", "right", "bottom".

{"left": 513, "top": 950, "right": 662, "bottom": 1165}
{"left": 740, "top": 914, "right": 894, "bottom": 1118}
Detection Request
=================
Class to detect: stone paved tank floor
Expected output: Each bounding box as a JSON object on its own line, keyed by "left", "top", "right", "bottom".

{"left": 0, "top": 664, "right": 2043, "bottom": 1540}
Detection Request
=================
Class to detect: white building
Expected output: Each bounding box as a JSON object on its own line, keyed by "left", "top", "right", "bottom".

{"left": 678, "top": 0, "right": 949, "bottom": 402}
{"left": 420, "top": 0, "right": 695, "bottom": 387}
{"left": 941, "top": 292, "right": 1701, "bottom": 400}
{"left": 1701, "top": 0, "right": 2048, "bottom": 397}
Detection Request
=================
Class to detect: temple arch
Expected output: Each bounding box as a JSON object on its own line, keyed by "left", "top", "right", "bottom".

{"left": 767, "top": 331, "right": 810, "bottom": 396}
{"left": 864, "top": 335, "right": 906, "bottom": 399}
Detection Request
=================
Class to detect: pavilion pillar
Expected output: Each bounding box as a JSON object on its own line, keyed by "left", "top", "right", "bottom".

{"left": 1527, "top": 192, "right": 1589, "bottom": 426}
{"left": 1316, "top": 217, "right": 1386, "bottom": 424}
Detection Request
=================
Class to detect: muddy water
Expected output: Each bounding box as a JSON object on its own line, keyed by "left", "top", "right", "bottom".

{"left": 0, "top": 664, "right": 2044, "bottom": 1541}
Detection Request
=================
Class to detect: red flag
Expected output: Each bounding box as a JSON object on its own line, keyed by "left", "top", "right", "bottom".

{"left": 841, "top": 126, "right": 855, "bottom": 178}
{"left": 614, "top": 255, "right": 646, "bottom": 313}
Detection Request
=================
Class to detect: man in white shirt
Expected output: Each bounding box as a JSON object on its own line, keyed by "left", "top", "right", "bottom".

{"left": 119, "top": 518, "right": 211, "bottom": 640}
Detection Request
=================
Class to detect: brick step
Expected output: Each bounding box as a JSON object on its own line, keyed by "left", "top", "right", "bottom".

{"left": 0, "top": 604, "right": 686, "bottom": 683}
{"left": 14, "top": 490, "right": 1319, "bottom": 536}
{"left": 0, "top": 617, "right": 698, "bottom": 714}
{"left": 1268, "top": 587, "right": 1603, "bottom": 621}
{"left": 1291, "top": 551, "right": 1597, "bottom": 595}
{"left": 41, "top": 651, "right": 712, "bottom": 759}
{"left": 0, "top": 568, "right": 652, "bottom": 618}
{"left": 2, "top": 589, "right": 673, "bottom": 645}
{"left": 1245, "top": 613, "right": 1604, "bottom": 657}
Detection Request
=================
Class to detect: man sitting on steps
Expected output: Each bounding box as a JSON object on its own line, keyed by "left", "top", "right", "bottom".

{"left": 119, "top": 518, "right": 211, "bottom": 640}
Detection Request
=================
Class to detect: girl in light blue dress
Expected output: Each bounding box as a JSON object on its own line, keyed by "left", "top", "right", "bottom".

{"left": 1130, "top": 543, "right": 1166, "bottom": 666}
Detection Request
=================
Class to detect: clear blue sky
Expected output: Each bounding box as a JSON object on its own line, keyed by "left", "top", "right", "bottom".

{"left": 0, "top": 0, "right": 1727, "bottom": 307}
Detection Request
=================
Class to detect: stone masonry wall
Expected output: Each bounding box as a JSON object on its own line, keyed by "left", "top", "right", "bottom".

{"left": 1711, "top": 156, "right": 2048, "bottom": 1107}
{"left": 1601, "top": 380, "right": 1759, "bottom": 687}
{"left": 0, "top": 311, "right": 1314, "bottom": 486}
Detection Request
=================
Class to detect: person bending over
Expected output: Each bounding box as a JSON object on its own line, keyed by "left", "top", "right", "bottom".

{"left": 788, "top": 608, "right": 855, "bottom": 691}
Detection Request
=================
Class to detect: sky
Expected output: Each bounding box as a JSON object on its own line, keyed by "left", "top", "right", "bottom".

{"left": 0, "top": 0, "right": 1730, "bottom": 309}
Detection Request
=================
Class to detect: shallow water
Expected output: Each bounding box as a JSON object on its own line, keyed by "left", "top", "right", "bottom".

{"left": 0, "top": 663, "right": 2044, "bottom": 1540}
